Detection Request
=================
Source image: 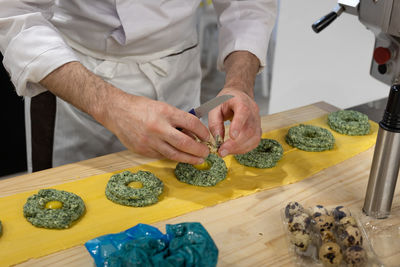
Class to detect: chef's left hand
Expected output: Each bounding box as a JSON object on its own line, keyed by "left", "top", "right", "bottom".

{"left": 208, "top": 88, "right": 262, "bottom": 157}
{"left": 208, "top": 51, "right": 262, "bottom": 157}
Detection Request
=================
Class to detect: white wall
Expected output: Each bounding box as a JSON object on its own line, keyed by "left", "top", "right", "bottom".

{"left": 269, "top": 0, "right": 389, "bottom": 114}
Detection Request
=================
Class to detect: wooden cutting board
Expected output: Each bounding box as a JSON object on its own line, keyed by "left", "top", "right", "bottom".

{"left": 1, "top": 101, "right": 399, "bottom": 267}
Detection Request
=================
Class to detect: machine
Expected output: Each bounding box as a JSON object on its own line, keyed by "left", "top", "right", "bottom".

{"left": 313, "top": 0, "right": 400, "bottom": 219}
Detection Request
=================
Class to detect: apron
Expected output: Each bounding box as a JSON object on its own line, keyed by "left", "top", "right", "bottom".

{"left": 25, "top": 32, "right": 202, "bottom": 171}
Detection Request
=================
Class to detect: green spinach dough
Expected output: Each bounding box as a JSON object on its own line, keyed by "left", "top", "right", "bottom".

{"left": 175, "top": 154, "right": 227, "bottom": 186}
{"left": 286, "top": 124, "right": 335, "bottom": 152}
{"left": 105, "top": 170, "right": 163, "bottom": 207}
{"left": 328, "top": 110, "right": 370, "bottom": 135}
{"left": 234, "top": 138, "right": 283, "bottom": 168}
{"left": 23, "top": 189, "right": 85, "bottom": 229}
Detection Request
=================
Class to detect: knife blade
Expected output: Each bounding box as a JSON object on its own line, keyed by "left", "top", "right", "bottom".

{"left": 188, "top": 95, "right": 234, "bottom": 118}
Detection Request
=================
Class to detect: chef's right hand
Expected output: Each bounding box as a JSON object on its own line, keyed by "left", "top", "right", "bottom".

{"left": 40, "top": 61, "right": 209, "bottom": 164}
{"left": 100, "top": 91, "right": 210, "bottom": 164}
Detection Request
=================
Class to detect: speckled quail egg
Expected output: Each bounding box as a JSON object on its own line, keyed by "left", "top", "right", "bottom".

{"left": 309, "top": 204, "right": 329, "bottom": 217}
{"left": 340, "top": 225, "right": 363, "bottom": 247}
{"left": 344, "top": 245, "right": 367, "bottom": 267}
{"left": 339, "top": 216, "right": 357, "bottom": 228}
{"left": 313, "top": 214, "right": 335, "bottom": 233}
{"left": 288, "top": 212, "right": 310, "bottom": 232}
{"left": 319, "top": 242, "right": 343, "bottom": 266}
{"left": 285, "top": 201, "right": 304, "bottom": 219}
{"left": 332, "top": 206, "right": 351, "bottom": 221}
{"left": 321, "top": 230, "right": 336, "bottom": 243}
{"left": 290, "top": 230, "right": 311, "bottom": 251}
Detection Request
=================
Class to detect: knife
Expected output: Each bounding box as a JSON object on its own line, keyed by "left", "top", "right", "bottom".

{"left": 177, "top": 95, "right": 233, "bottom": 134}
{"left": 188, "top": 94, "right": 234, "bottom": 118}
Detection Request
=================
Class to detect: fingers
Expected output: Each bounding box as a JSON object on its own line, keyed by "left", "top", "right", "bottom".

{"left": 208, "top": 106, "right": 227, "bottom": 140}
{"left": 228, "top": 104, "right": 251, "bottom": 140}
{"left": 164, "top": 127, "right": 210, "bottom": 159}
{"left": 153, "top": 137, "right": 206, "bottom": 165}
{"left": 207, "top": 91, "right": 261, "bottom": 157}
{"left": 173, "top": 110, "right": 211, "bottom": 142}
{"left": 218, "top": 123, "right": 261, "bottom": 157}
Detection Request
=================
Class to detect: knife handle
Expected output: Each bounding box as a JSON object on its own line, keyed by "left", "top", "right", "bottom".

{"left": 188, "top": 108, "right": 196, "bottom": 116}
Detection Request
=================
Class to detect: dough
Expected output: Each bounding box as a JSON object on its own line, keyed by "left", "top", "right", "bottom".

{"left": 328, "top": 110, "right": 370, "bottom": 136}
{"left": 234, "top": 138, "right": 283, "bottom": 168}
{"left": 23, "top": 189, "right": 85, "bottom": 229}
{"left": 105, "top": 170, "right": 163, "bottom": 207}
{"left": 175, "top": 154, "right": 227, "bottom": 187}
{"left": 285, "top": 124, "right": 335, "bottom": 152}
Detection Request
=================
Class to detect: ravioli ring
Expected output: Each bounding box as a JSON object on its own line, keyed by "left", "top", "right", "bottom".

{"left": 328, "top": 110, "right": 370, "bottom": 135}
{"left": 285, "top": 124, "right": 335, "bottom": 152}
{"left": 105, "top": 170, "right": 163, "bottom": 207}
{"left": 23, "top": 189, "right": 86, "bottom": 229}
{"left": 174, "top": 153, "right": 228, "bottom": 186}
{"left": 234, "top": 138, "right": 283, "bottom": 168}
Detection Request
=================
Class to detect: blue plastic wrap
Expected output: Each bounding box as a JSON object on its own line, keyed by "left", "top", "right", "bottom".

{"left": 85, "top": 222, "right": 218, "bottom": 267}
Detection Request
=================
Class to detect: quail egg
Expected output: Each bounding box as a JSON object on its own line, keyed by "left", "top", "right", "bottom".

{"left": 339, "top": 216, "right": 357, "bottom": 228}
{"left": 290, "top": 230, "right": 311, "bottom": 251}
{"left": 288, "top": 212, "right": 310, "bottom": 232}
{"left": 344, "top": 245, "right": 366, "bottom": 267}
{"left": 319, "top": 242, "right": 343, "bottom": 266}
{"left": 332, "top": 206, "right": 351, "bottom": 221}
{"left": 313, "top": 214, "right": 335, "bottom": 233}
{"left": 285, "top": 201, "right": 304, "bottom": 219}
{"left": 321, "top": 230, "right": 336, "bottom": 243}
{"left": 340, "top": 225, "right": 363, "bottom": 247}
{"left": 309, "top": 204, "right": 329, "bottom": 217}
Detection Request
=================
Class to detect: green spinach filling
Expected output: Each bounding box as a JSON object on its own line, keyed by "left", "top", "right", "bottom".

{"left": 23, "top": 189, "right": 85, "bottom": 229}
{"left": 328, "top": 110, "right": 370, "bottom": 135}
{"left": 286, "top": 124, "right": 335, "bottom": 152}
{"left": 105, "top": 170, "right": 163, "bottom": 207}
{"left": 235, "top": 138, "right": 283, "bottom": 168}
{"left": 175, "top": 154, "right": 227, "bottom": 186}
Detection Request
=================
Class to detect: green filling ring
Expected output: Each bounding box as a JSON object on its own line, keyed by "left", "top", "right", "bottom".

{"left": 105, "top": 170, "right": 163, "bottom": 207}
{"left": 23, "top": 189, "right": 86, "bottom": 229}
{"left": 286, "top": 124, "right": 335, "bottom": 152}
{"left": 234, "top": 138, "right": 283, "bottom": 168}
{"left": 328, "top": 110, "right": 370, "bottom": 135}
{"left": 175, "top": 154, "right": 228, "bottom": 186}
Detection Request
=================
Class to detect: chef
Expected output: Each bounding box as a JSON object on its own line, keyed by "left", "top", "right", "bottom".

{"left": 0, "top": 0, "right": 277, "bottom": 172}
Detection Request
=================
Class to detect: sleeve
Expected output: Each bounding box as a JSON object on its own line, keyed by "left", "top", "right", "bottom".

{"left": 0, "top": 0, "right": 79, "bottom": 97}
{"left": 212, "top": 0, "right": 277, "bottom": 73}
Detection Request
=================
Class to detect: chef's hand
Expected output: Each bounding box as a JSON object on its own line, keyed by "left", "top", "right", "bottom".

{"left": 40, "top": 61, "right": 210, "bottom": 165}
{"left": 208, "top": 89, "right": 261, "bottom": 157}
{"left": 208, "top": 51, "right": 262, "bottom": 157}
{"left": 102, "top": 93, "right": 211, "bottom": 164}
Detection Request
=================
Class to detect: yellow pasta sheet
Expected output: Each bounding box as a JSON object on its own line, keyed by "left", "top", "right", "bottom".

{"left": 0, "top": 115, "right": 378, "bottom": 266}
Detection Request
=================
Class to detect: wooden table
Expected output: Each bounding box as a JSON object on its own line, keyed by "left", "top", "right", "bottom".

{"left": 2, "top": 102, "right": 399, "bottom": 266}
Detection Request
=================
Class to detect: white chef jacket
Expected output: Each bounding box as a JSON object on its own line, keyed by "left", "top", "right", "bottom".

{"left": 0, "top": 0, "right": 277, "bottom": 170}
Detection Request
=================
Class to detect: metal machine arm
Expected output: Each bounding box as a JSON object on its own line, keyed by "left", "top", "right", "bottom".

{"left": 312, "top": 0, "right": 400, "bottom": 219}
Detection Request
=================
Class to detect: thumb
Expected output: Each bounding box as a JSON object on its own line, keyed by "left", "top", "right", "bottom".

{"left": 208, "top": 109, "right": 225, "bottom": 141}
